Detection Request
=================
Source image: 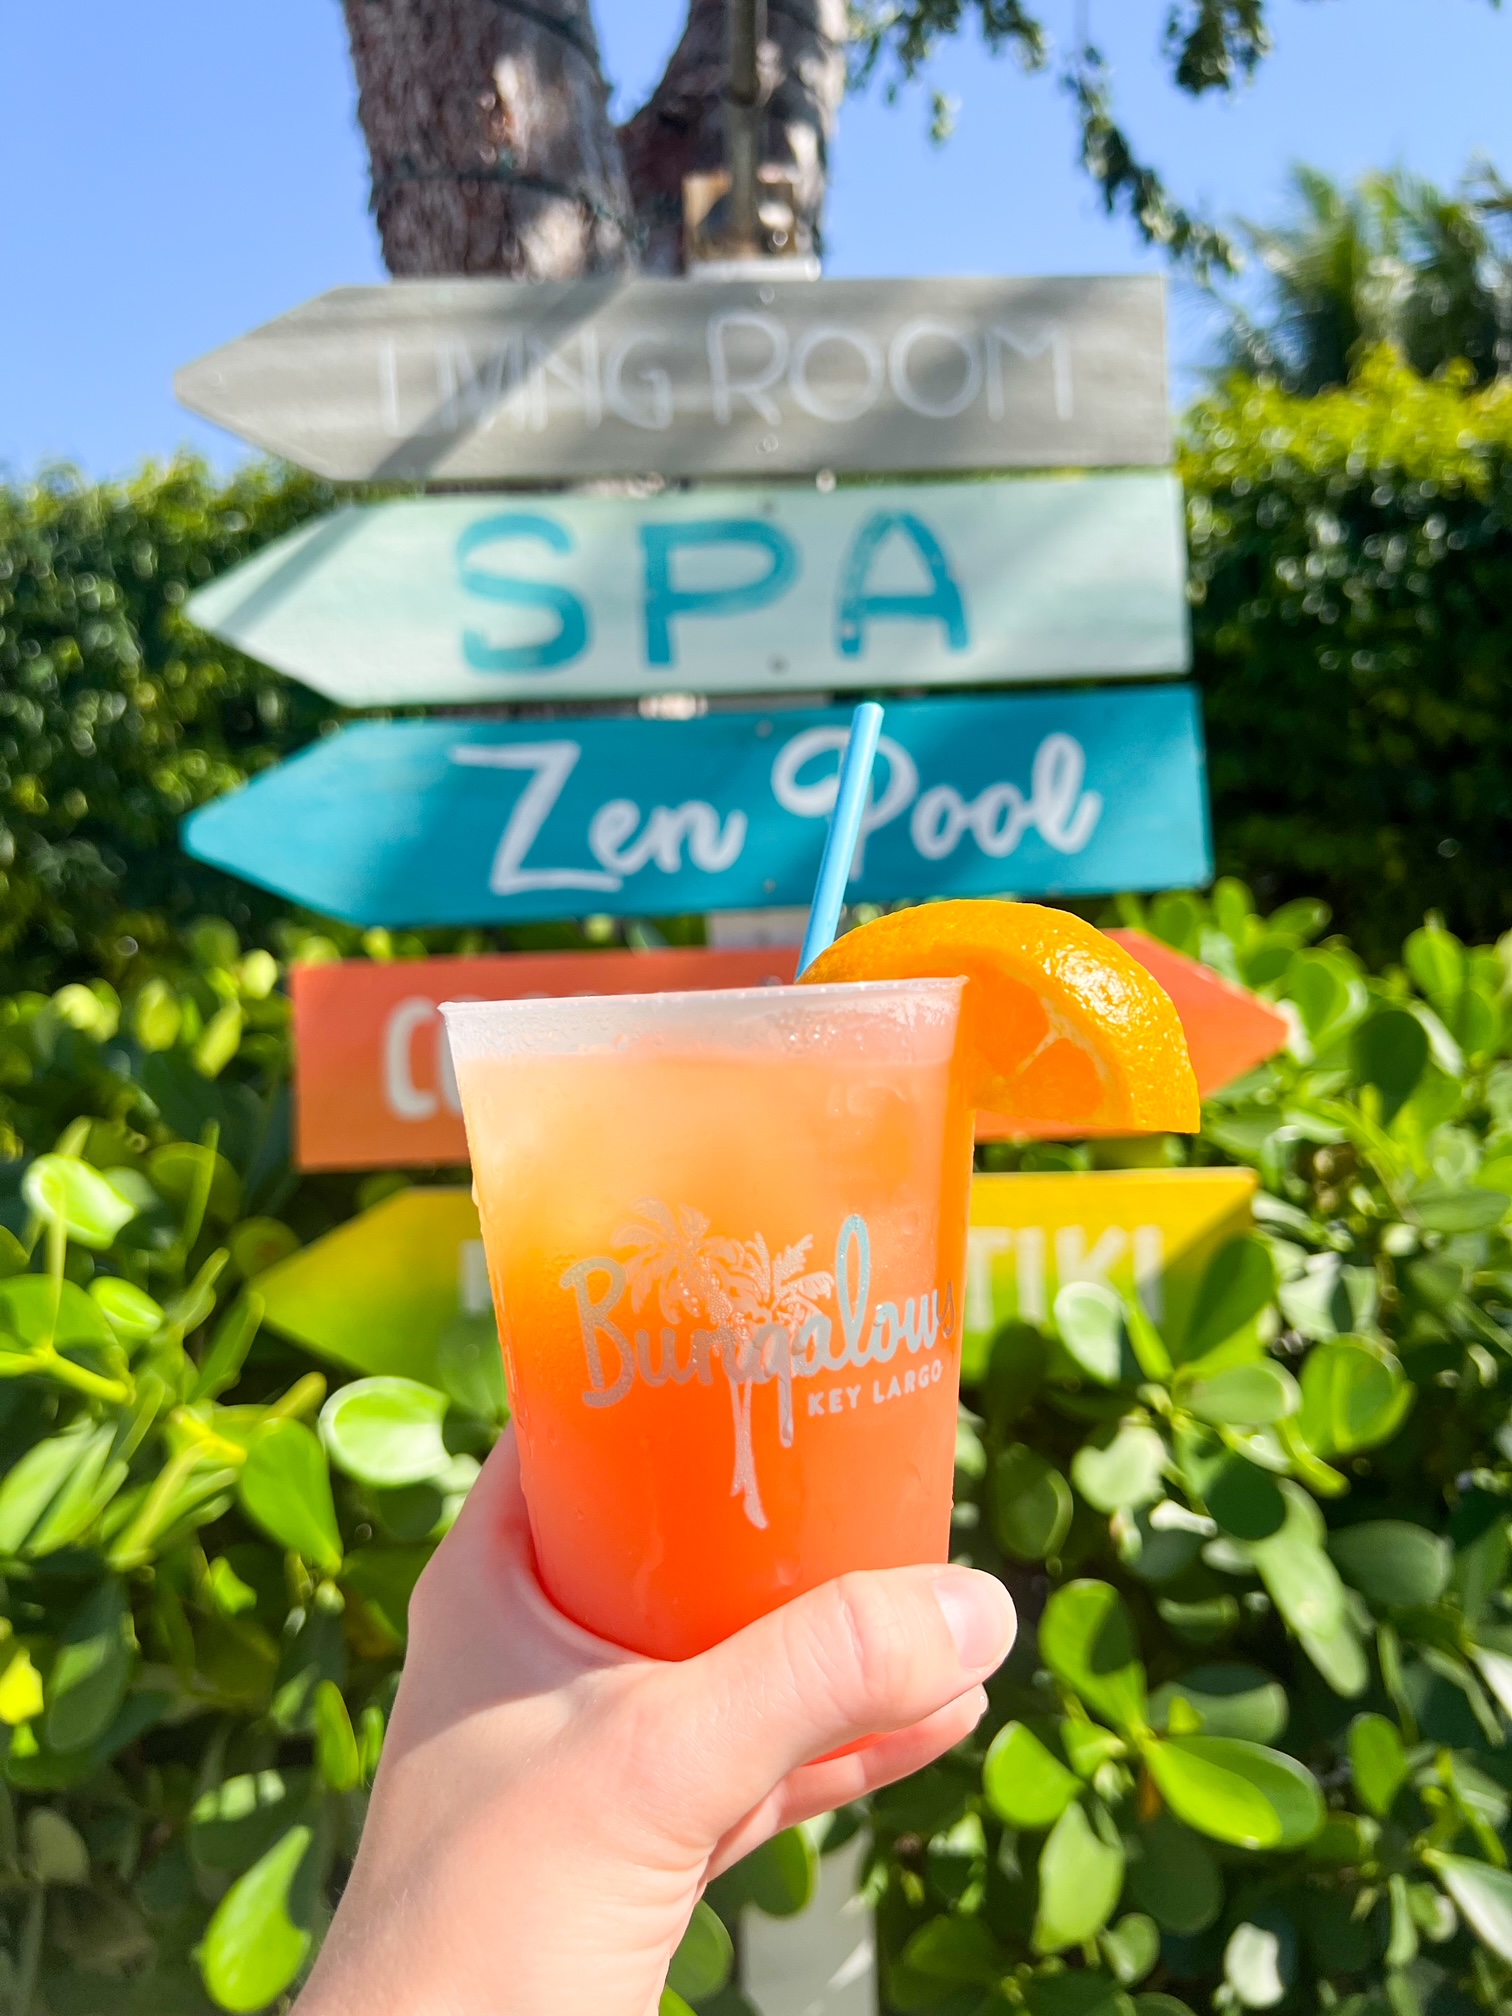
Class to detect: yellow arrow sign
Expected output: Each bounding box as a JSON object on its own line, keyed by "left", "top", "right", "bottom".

{"left": 258, "top": 1188, "right": 487, "bottom": 1388}
{"left": 261, "top": 1172, "right": 1258, "bottom": 1398}
{"left": 964, "top": 1168, "right": 1258, "bottom": 1380}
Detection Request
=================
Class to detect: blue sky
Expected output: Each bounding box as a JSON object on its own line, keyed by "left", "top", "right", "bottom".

{"left": 2, "top": 0, "right": 1507, "bottom": 478}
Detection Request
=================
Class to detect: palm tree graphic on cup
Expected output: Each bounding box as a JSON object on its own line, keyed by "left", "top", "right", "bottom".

{"left": 615, "top": 1200, "right": 834, "bottom": 1529}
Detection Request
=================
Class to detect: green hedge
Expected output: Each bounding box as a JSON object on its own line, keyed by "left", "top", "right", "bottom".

{"left": 3, "top": 890, "right": 1512, "bottom": 2014}
{"left": 879, "top": 881, "right": 1512, "bottom": 2016}
{"left": 0, "top": 463, "right": 339, "bottom": 990}
{"left": 1185, "top": 347, "right": 1512, "bottom": 966}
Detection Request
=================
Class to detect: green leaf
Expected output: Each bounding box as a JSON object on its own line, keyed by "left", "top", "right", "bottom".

{"left": 1035, "top": 1799, "right": 1125, "bottom": 1952}
{"left": 1024, "top": 1969, "right": 1132, "bottom": 2016}
{"left": 1329, "top": 1520, "right": 1451, "bottom": 1608}
{"left": 1353, "top": 1008, "right": 1429, "bottom": 1120}
{"left": 436, "top": 1311, "right": 509, "bottom": 1422}
{"left": 1039, "top": 1580, "right": 1148, "bottom": 1735}
{"left": 237, "top": 1421, "right": 342, "bottom": 1575}
{"left": 1349, "top": 1714, "right": 1408, "bottom": 1819}
{"left": 88, "top": 1276, "right": 163, "bottom": 1342}
{"left": 667, "top": 1900, "right": 733, "bottom": 2002}
{"left": 1184, "top": 1360, "right": 1299, "bottom": 1427}
{"left": 901, "top": 1913, "right": 1003, "bottom": 1985}
{"left": 193, "top": 1002, "right": 244, "bottom": 1080}
{"left": 1204, "top": 1456, "right": 1287, "bottom": 1541}
{"left": 25, "top": 1423, "right": 125, "bottom": 1557}
{"left": 313, "top": 1681, "right": 359, "bottom": 1794}
{"left": 44, "top": 1579, "right": 131, "bottom": 1754}
{"left": 1073, "top": 1423, "right": 1167, "bottom": 1514}
{"left": 319, "top": 1377, "right": 450, "bottom": 1487}
{"left": 991, "top": 1444, "right": 1073, "bottom": 1563}
{"left": 1471, "top": 1645, "right": 1512, "bottom": 1722}
{"left": 190, "top": 1292, "right": 266, "bottom": 1405}
{"left": 1100, "top": 1913, "right": 1160, "bottom": 1987}
{"left": 1055, "top": 1282, "right": 1125, "bottom": 1384}
{"left": 228, "top": 1219, "right": 300, "bottom": 1279}
{"left": 1425, "top": 1852, "right": 1512, "bottom": 1964}
{"left": 660, "top": 1995, "right": 696, "bottom": 2016}
{"left": 0, "top": 1421, "right": 100, "bottom": 1555}
{"left": 24, "top": 1807, "right": 90, "bottom": 1885}
{"left": 132, "top": 978, "right": 182, "bottom": 1052}
{"left": 189, "top": 1771, "right": 301, "bottom": 1876}
{"left": 1125, "top": 1812, "right": 1222, "bottom": 1933}
{"left": 1412, "top": 1182, "right": 1508, "bottom": 1232}
{"left": 1249, "top": 1481, "right": 1368, "bottom": 1697}
{"left": 1132, "top": 2000, "right": 1196, "bottom": 2016}
{"left": 1224, "top": 1909, "right": 1296, "bottom": 2010}
{"left": 1149, "top": 1664, "right": 1287, "bottom": 1742}
{"left": 983, "top": 1721, "right": 1080, "bottom": 1828}
{"left": 148, "top": 1141, "right": 241, "bottom": 1225}
{"left": 0, "top": 1277, "right": 113, "bottom": 1352}
{"left": 1146, "top": 1736, "right": 1324, "bottom": 1849}
{"left": 736, "top": 1826, "right": 815, "bottom": 1918}
{"left": 1179, "top": 1237, "right": 1276, "bottom": 1364}
{"left": 1298, "top": 1338, "right": 1412, "bottom": 1456}
{"left": 1405, "top": 922, "right": 1463, "bottom": 1009}
{"left": 22, "top": 1154, "right": 135, "bottom": 1249}
{"left": 198, "top": 1822, "right": 315, "bottom": 2012}
{"left": 1062, "top": 1722, "right": 1125, "bottom": 1777}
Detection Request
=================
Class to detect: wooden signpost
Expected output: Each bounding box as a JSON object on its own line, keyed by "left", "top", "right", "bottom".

{"left": 175, "top": 274, "right": 1170, "bottom": 481}
{"left": 963, "top": 1167, "right": 1259, "bottom": 1379}
{"left": 186, "top": 475, "right": 1189, "bottom": 707}
{"left": 183, "top": 687, "right": 1212, "bottom": 927}
{"left": 290, "top": 932, "right": 1286, "bottom": 1172}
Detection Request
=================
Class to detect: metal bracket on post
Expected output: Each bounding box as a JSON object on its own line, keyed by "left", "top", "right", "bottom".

{"left": 683, "top": 0, "right": 817, "bottom": 277}
{"left": 726, "top": 0, "right": 765, "bottom": 256}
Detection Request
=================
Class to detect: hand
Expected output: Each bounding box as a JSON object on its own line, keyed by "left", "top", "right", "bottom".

{"left": 297, "top": 1428, "right": 1016, "bottom": 2016}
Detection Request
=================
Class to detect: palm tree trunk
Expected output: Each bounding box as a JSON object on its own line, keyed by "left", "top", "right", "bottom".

{"left": 343, "top": 0, "right": 847, "bottom": 280}
{"left": 342, "top": 0, "right": 635, "bottom": 278}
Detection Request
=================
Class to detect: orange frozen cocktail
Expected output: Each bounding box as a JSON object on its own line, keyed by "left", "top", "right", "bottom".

{"left": 443, "top": 901, "right": 1198, "bottom": 1660}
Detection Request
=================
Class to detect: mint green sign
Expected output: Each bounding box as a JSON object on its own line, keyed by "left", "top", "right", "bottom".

{"left": 186, "top": 475, "right": 1188, "bottom": 708}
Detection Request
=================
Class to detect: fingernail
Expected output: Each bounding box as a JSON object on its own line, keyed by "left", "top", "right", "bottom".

{"left": 933, "top": 1568, "right": 1016, "bottom": 1672}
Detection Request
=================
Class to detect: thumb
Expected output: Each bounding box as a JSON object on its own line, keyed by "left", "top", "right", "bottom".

{"left": 641, "top": 1564, "right": 1015, "bottom": 1847}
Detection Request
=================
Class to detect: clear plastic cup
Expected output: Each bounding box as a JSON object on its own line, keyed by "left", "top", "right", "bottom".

{"left": 442, "top": 979, "right": 971, "bottom": 1659}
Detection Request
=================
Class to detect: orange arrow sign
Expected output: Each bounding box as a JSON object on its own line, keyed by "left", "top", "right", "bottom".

{"left": 1112, "top": 929, "right": 1291, "bottom": 1100}
{"left": 292, "top": 944, "right": 800, "bottom": 1171}
{"left": 292, "top": 930, "right": 1289, "bottom": 1170}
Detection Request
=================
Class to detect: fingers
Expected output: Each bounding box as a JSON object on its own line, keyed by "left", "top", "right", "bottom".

{"left": 706, "top": 1688, "right": 989, "bottom": 1878}
{"left": 641, "top": 1564, "right": 1014, "bottom": 1847}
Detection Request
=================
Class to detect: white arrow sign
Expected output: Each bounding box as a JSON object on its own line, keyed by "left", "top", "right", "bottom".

{"left": 175, "top": 274, "right": 1171, "bottom": 482}
{"left": 187, "top": 475, "right": 1189, "bottom": 707}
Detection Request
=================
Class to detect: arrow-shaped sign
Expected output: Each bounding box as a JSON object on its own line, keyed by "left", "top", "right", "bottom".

{"left": 289, "top": 933, "right": 1287, "bottom": 1173}
{"left": 175, "top": 275, "right": 1171, "bottom": 482}
{"left": 964, "top": 1168, "right": 1258, "bottom": 1379}
{"left": 186, "top": 476, "right": 1189, "bottom": 708}
{"left": 183, "top": 688, "right": 1212, "bottom": 928}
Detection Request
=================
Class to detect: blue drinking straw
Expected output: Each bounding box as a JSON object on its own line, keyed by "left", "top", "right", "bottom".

{"left": 797, "top": 701, "right": 885, "bottom": 975}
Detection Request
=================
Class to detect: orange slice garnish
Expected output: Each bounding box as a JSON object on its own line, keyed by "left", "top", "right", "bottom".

{"left": 799, "top": 900, "right": 1200, "bottom": 1133}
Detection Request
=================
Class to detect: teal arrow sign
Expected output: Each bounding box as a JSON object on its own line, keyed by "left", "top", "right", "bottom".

{"left": 182, "top": 688, "right": 1211, "bottom": 927}
{"left": 186, "top": 476, "right": 1189, "bottom": 707}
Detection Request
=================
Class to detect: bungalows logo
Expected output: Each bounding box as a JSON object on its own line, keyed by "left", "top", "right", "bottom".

{"left": 561, "top": 1203, "right": 954, "bottom": 1531}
